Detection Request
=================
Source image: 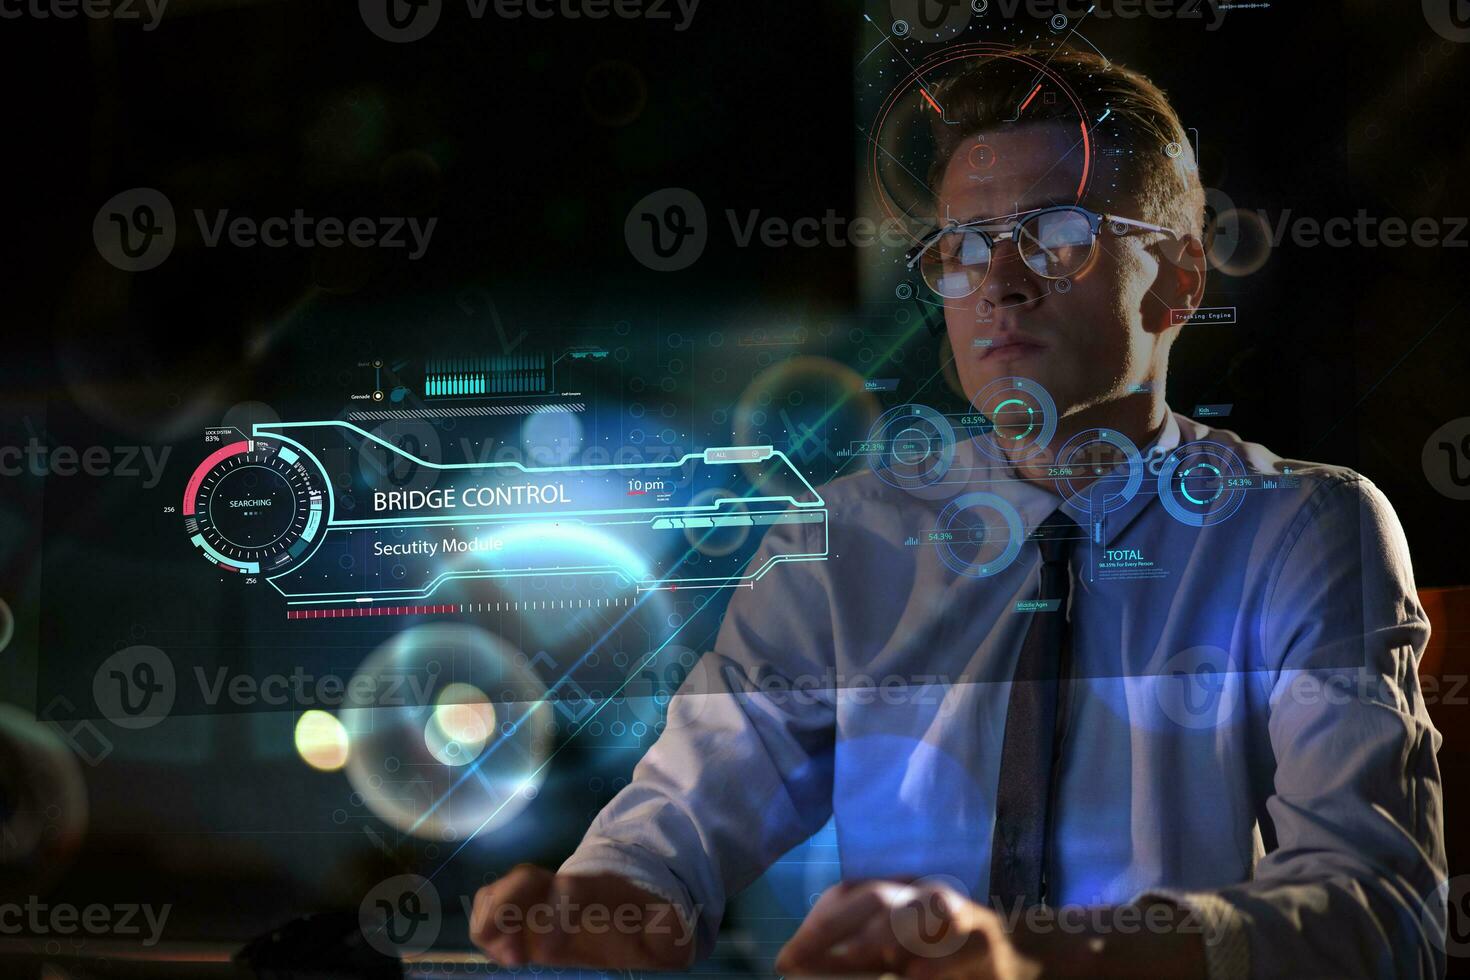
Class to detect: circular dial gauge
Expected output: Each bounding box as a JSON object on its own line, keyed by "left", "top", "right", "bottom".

{"left": 183, "top": 440, "right": 325, "bottom": 575}
{"left": 1157, "top": 441, "right": 1250, "bottom": 527}
{"left": 868, "top": 43, "right": 1100, "bottom": 250}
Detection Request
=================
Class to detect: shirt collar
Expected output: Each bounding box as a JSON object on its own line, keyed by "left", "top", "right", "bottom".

{"left": 948, "top": 409, "right": 1182, "bottom": 548}
{"left": 948, "top": 431, "right": 1061, "bottom": 538}
{"left": 1062, "top": 409, "right": 1181, "bottom": 550}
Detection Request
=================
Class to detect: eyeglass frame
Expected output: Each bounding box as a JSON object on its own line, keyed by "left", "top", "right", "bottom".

{"left": 903, "top": 204, "right": 1187, "bottom": 289}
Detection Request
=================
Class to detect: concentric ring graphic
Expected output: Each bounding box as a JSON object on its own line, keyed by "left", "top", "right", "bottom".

{"left": 968, "top": 376, "right": 1058, "bottom": 462}
{"left": 931, "top": 491, "right": 1025, "bottom": 578}
{"left": 1050, "top": 428, "right": 1143, "bottom": 515}
{"left": 867, "top": 404, "right": 957, "bottom": 490}
{"left": 183, "top": 439, "right": 327, "bottom": 575}
{"left": 1157, "top": 441, "right": 1250, "bottom": 527}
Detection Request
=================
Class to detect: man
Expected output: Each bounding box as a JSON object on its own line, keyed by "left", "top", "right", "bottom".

{"left": 469, "top": 48, "right": 1447, "bottom": 978}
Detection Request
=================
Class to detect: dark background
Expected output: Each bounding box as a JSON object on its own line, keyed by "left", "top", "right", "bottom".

{"left": 1, "top": 0, "right": 1468, "bottom": 974}
{"left": 5, "top": 0, "right": 1469, "bottom": 581}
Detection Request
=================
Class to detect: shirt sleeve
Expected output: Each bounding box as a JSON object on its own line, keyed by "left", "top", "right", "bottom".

{"left": 1144, "top": 475, "right": 1447, "bottom": 979}
{"left": 558, "top": 513, "right": 837, "bottom": 959}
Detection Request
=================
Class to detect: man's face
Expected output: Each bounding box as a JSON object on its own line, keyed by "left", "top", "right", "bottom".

{"left": 934, "top": 123, "right": 1168, "bottom": 421}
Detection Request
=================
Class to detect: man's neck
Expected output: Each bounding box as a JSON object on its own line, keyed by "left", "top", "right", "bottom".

{"left": 1009, "top": 391, "right": 1169, "bottom": 487}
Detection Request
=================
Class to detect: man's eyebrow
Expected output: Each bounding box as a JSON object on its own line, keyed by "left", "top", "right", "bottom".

{"left": 950, "top": 198, "right": 1067, "bottom": 225}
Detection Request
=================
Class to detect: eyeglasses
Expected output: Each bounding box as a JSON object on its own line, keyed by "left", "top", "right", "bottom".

{"left": 905, "top": 205, "right": 1185, "bottom": 299}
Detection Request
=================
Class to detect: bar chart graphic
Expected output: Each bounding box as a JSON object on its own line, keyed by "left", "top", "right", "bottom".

{"left": 425, "top": 355, "right": 550, "bottom": 397}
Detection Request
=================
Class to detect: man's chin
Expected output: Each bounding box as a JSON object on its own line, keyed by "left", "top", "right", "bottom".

{"left": 962, "top": 363, "right": 1064, "bottom": 405}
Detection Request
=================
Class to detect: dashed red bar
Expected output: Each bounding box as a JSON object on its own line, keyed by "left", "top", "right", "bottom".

{"left": 286, "top": 604, "right": 457, "bottom": 620}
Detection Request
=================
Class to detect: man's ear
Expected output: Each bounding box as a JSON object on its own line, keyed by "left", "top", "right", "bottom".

{"left": 1143, "top": 235, "right": 1207, "bottom": 335}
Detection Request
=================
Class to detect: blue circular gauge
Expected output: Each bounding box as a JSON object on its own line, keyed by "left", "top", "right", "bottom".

{"left": 183, "top": 439, "right": 327, "bottom": 576}
{"left": 968, "top": 377, "right": 1058, "bottom": 463}
{"left": 867, "top": 404, "right": 956, "bottom": 490}
{"left": 1050, "top": 428, "right": 1143, "bottom": 515}
{"left": 932, "top": 491, "right": 1024, "bottom": 578}
{"left": 1157, "top": 441, "right": 1249, "bottom": 527}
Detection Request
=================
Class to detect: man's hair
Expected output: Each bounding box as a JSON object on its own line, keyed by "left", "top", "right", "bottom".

{"left": 927, "top": 46, "right": 1204, "bottom": 240}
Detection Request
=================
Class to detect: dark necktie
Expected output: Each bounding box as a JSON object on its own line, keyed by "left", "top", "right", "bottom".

{"left": 988, "top": 508, "right": 1079, "bottom": 910}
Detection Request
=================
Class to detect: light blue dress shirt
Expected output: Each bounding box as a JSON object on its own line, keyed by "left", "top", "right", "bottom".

{"left": 561, "top": 411, "right": 1448, "bottom": 979}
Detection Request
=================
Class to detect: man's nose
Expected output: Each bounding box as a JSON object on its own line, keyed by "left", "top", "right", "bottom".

{"left": 979, "top": 241, "right": 1044, "bottom": 311}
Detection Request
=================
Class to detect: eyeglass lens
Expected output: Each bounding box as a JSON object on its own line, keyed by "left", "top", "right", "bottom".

{"left": 918, "top": 208, "right": 1097, "bottom": 298}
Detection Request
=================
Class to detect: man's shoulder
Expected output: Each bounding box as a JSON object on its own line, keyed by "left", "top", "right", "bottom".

{"left": 810, "top": 464, "right": 945, "bottom": 515}
{"left": 800, "top": 465, "right": 945, "bottom": 549}
{"left": 1176, "top": 413, "right": 1393, "bottom": 521}
{"left": 804, "top": 415, "right": 1400, "bottom": 526}
{"left": 1181, "top": 413, "right": 1358, "bottom": 485}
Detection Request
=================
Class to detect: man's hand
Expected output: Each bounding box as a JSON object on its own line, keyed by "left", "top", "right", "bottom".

{"left": 778, "top": 880, "right": 1210, "bottom": 980}
{"left": 775, "top": 879, "right": 1041, "bottom": 980}
{"left": 468, "top": 865, "right": 697, "bottom": 969}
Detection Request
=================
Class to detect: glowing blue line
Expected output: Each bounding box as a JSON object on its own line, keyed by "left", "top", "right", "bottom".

{"left": 407, "top": 497, "right": 826, "bottom": 836}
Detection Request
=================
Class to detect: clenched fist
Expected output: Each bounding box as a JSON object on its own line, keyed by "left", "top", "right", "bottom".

{"left": 469, "top": 865, "right": 697, "bottom": 970}
{"left": 777, "top": 879, "right": 1041, "bottom": 980}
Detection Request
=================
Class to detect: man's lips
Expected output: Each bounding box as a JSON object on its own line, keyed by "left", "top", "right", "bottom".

{"left": 978, "top": 337, "right": 1048, "bottom": 360}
